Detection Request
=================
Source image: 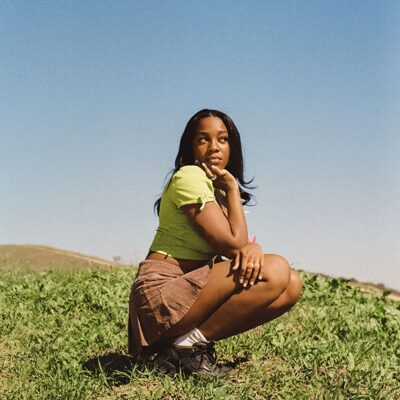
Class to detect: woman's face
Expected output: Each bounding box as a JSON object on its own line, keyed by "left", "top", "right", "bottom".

{"left": 192, "top": 116, "right": 230, "bottom": 170}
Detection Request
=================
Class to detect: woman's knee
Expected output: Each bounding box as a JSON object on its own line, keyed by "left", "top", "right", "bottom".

{"left": 251, "top": 254, "right": 291, "bottom": 302}
{"left": 254, "top": 268, "right": 301, "bottom": 314}
{"left": 285, "top": 269, "right": 302, "bottom": 305}
{"left": 261, "top": 254, "right": 291, "bottom": 294}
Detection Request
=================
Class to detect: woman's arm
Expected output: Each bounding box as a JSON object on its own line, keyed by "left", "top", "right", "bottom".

{"left": 181, "top": 164, "right": 248, "bottom": 258}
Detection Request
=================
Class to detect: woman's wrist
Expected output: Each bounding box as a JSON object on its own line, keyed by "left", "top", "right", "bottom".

{"left": 225, "top": 181, "right": 239, "bottom": 192}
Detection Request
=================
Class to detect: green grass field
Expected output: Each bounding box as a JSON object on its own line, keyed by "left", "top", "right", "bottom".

{"left": 1, "top": 261, "right": 399, "bottom": 399}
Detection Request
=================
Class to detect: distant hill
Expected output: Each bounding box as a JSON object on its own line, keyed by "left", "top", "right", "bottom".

{"left": 297, "top": 270, "right": 400, "bottom": 303}
{"left": 0, "top": 244, "right": 129, "bottom": 271}
{"left": 347, "top": 278, "right": 400, "bottom": 302}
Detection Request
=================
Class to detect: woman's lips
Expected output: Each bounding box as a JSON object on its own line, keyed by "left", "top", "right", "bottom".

{"left": 206, "top": 157, "right": 222, "bottom": 165}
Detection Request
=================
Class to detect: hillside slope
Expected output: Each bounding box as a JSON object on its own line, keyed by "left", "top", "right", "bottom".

{"left": 0, "top": 244, "right": 125, "bottom": 271}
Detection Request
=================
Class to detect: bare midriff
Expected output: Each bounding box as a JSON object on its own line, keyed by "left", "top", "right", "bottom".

{"left": 145, "top": 250, "right": 212, "bottom": 272}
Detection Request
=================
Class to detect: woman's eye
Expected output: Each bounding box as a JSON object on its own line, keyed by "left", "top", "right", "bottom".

{"left": 219, "top": 136, "right": 229, "bottom": 143}
{"left": 198, "top": 137, "right": 207, "bottom": 144}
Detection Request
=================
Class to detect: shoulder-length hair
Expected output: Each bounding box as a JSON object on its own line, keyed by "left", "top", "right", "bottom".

{"left": 154, "top": 109, "right": 255, "bottom": 214}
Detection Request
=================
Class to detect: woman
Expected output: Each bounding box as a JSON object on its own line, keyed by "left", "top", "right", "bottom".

{"left": 128, "top": 109, "right": 302, "bottom": 376}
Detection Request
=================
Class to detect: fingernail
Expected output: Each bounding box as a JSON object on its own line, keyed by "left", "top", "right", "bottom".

{"left": 239, "top": 278, "right": 243, "bottom": 283}
{"left": 250, "top": 281, "right": 254, "bottom": 285}
{"left": 243, "top": 282, "right": 248, "bottom": 287}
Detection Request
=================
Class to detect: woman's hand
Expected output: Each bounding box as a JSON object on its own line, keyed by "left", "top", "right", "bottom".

{"left": 197, "top": 161, "right": 238, "bottom": 192}
{"left": 232, "top": 243, "right": 265, "bottom": 287}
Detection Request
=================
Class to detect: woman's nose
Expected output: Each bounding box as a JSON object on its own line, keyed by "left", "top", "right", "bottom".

{"left": 209, "top": 139, "right": 219, "bottom": 151}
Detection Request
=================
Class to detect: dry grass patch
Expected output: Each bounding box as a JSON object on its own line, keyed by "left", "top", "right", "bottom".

{"left": 0, "top": 244, "right": 125, "bottom": 272}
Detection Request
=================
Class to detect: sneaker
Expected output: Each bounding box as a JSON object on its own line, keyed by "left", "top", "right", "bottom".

{"left": 154, "top": 340, "right": 231, "bottom": 377}
{"left": 153, "top": 346, "right": 179, "bottom": 374}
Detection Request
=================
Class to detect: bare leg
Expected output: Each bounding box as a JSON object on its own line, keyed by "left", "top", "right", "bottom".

{"left": 200, "top": 269, "right": 302, "bottom": 340}
{"left": 160, "top": 254, "right": 301, "bottom": 342}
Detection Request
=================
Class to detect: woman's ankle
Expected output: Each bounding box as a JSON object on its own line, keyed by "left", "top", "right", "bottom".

{"left": 173, "top": 327, "right": 209, "bottom": 347}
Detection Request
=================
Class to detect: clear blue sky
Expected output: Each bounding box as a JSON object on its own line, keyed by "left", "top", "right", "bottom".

{"left": 1, "top": 1, "right": 399, "bottom": 289}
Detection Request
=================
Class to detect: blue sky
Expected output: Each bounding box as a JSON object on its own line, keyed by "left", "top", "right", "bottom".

{"left": 1, "top": 1, "right": 399, "bottom": 289}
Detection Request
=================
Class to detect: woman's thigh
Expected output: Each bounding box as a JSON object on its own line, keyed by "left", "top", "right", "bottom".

{"left": 161, "top": 253, "right": 291, "bottom": 338}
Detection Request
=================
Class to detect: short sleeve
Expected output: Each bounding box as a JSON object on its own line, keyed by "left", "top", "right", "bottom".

{"left": 171, "top": 166, "right": 216, "bottom": 210}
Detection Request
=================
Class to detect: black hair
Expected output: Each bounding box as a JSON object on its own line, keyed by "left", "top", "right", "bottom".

{"left": 154, "top": 108, "right": 255, "bottom": 214}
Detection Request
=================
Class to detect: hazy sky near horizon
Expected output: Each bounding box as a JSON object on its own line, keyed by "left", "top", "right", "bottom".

{"left": 1, "top": 1, "right": 399, "bottom": 289}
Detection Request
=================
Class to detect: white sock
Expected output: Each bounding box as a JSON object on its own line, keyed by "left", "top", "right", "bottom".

{"left": 173, "top": 328, "right": 209, "bottom": 347}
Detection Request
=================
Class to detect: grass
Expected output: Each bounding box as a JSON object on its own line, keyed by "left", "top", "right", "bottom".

{"left": 0, "top": 264, "right": 399, "bottom": 399}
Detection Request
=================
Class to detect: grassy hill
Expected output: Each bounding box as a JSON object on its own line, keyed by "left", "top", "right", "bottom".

{"left": 0, "top": 246, "right": 399, "bottom": 399}
{"left": 0, "top": 244, "right": 124, "bottom": 271}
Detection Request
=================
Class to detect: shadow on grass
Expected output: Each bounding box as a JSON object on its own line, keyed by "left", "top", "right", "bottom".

{"left": 219, "top": 356, "right": 249, "bottom": 370}
{"left": 82, "top": 352, "right": 249, "bottom": 385}
{"left": 82, "top": 352, "right": 148, "bottom": 385}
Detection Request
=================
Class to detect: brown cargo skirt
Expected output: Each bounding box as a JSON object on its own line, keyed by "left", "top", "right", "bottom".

{"left": 128, "top": 258, "right": 214, "bottom": 359}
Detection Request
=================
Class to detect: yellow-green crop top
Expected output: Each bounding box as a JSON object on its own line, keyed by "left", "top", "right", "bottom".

{"left": 149, "top": 165, "right": 218, "bottom": 260}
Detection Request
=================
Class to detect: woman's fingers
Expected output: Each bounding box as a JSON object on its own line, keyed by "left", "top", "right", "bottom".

{"left": 239, "top": 254, "right": 248, "bottom": 284}
{"left": 201, "top": 162, "right": 215, "bottom": 179}
{"left": 210, "top": 165, "right": 224, "bottom": 176}
{"left": 241, "top": 256, "right": 258, "bottom": 287}
{"left": 249, "top": 262, "right": 260, "bottom": 286}
{"left": 243, "top": 256, "right": 259, "bottom": 287}
{"left": 258, "top": 254, "right": 265, "bottom": 281}
{"left": 233, "top": 244, "right": 265, "bottom": 287}
{"left": 197, "top": 161, "right": 229, "bottom": 183}
{"left": 232, "top": 252, "right": 240, "bottom": 271}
